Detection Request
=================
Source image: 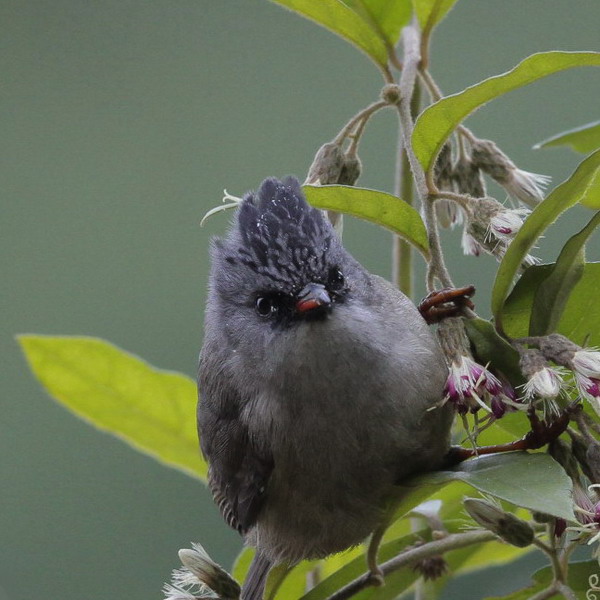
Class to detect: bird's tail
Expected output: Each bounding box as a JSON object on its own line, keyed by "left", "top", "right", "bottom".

{"left": 241, "top": 552, "right": 272, "bottom": 600}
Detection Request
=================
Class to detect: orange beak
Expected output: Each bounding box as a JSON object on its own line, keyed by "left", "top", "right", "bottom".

{"left": 296, "top": 283, "right": 331, "bottom": 314}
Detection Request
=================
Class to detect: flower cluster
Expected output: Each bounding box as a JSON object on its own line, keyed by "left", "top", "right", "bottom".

{"left": 521, "top": 335, "right": 600, "bottom": 414}
{"left": 437, "top": 319, "right": 517, "bottom": 425}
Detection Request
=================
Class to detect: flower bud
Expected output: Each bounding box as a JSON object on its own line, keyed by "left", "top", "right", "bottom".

{"left": 587, "top": 442, "right": 600, "bottom": 485}
{"left": 452, "top": 156, "right": 486, "bottom": 198}
{"left": 435, "top": 144, "right": 454, "bottom": 191}
{"left": 380, "top": 83, "right": 401, "bottom": 105}
{"left": 338, "top": 154, "right": 362, "bottom": 186}
{"left": 464, "top": 498, "right": 534, "bottom": 547}
{"left": 305, "top": 142, "right": 344, "bottom": 185}
{"left": 471, "top": 139, "right": 551, "bottom": 207}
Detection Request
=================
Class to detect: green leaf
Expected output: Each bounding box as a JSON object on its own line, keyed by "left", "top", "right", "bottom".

{"left": 396, "top": 453, "right": 575, "bottom": 522}
{"left": 534, "top": 119, "right": 600, "bottom": 154}
{"left": 304, "top": 184, "right": 430, "bottom": 257}
{"left": 231, "top": 547, "right": 254, "bottom": 586}
{"left": 491, "top": 149, "right": 600, "bottom": 330}
{"left": 18, "top": 335, "right": 206, "bottom": 480}
{"left": 342, "top": 0, "right": 412, "bottom": 49}
{"left": 529, "top": 210, "right": 600, "bottom": 336}
{"left": 412, "top": 0, "right": 458, "bottom": 35}
{"left": 412, "top": 51, "right": 600, "bottom": 173}
{"left": 485, "top": 560, "right": 599, "bottom": 599}
{"left": 268, "top": 0, "right": 390, "bottom": 67}
{"left": 581, "top": 168, "right": 600, "bottom": 209}
{"left": 503, "top": 262, "right": 600, "bottom": 347}
{"left": 298, "top": 533, "right": 422, "bottom": 600}
{"left": 463, "top": 318, "right": 524, "bottom": 385}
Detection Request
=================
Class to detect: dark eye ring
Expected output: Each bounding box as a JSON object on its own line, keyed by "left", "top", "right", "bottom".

{"left": 328, "top": 267, "right": 345, "bottom": 291}
{"left": 255, "top": 296, "right": 276, "bottom": 317}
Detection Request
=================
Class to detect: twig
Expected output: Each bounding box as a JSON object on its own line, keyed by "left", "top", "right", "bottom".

{"left": 333, "top": 100, "right": 389, "bottom": 146}
{"left": 323, "top": 530, "right": 497, "bottom": 600}
{"left": 430, "top": 191, "right": 474, "bottom": 214}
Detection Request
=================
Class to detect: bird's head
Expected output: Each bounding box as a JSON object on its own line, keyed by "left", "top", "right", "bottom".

{"left": 209, "top": 177, "right": 368, "bottom": 335}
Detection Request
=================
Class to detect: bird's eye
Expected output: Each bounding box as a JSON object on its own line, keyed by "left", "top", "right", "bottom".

{"left": 328, "top": 267, "right": 345, "bottom": 291}
{"left": 255, "top": 296, "right": 276, "bottom": 317}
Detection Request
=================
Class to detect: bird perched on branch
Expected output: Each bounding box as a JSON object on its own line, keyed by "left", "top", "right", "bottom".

{"left": 198, "top": 176, "right": 453, "bottom": 599}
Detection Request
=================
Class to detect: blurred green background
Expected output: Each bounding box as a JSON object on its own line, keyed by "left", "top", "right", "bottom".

{"left": 2, "top": 1, "right": 599, "bottom": 598}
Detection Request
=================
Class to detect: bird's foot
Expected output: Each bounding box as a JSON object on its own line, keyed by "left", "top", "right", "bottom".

{"left": 366, "top": 568, "right": 385, "bottom": 587}
{"left": 418, "top": 285, "right": 476, "bottom": 324}
{"left": 444, "top": 404, "right": 571, "bottom": 464}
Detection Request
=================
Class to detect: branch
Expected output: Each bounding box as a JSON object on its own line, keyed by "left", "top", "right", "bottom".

{"left": 333, "top": 100, "right": 389, "bottom": 146}
{"left": 324, "top": 530, "right": 497, "bottom": 600}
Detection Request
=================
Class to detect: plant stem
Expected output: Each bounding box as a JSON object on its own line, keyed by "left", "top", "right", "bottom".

{"left": 395, "top": 24, "right": 454, "bottom": 291}
{"left": 324, "top": 530, "right": 497, "bottom": 600}
{"left": 392, "top": 80, "right": 421, "bottom": 297}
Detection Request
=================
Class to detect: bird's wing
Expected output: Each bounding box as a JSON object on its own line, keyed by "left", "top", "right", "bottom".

{"left": 197, "top": 363, "right": 273, "bottom": 535}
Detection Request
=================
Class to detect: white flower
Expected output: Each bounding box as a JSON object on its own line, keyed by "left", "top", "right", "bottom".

{"left": 163, "top": 544, "right": 240, "bottom": 600}
{"left": 503, "top": 169, "right": 551, "bottom": 208}
{"left": 488, "top": 208, "right": 529, "bottom": 241}
{"left": 522, "top": 366, "right": 565, "bottom": 400}
{"left": 573, "top": 348, "right": 600, "bottom": 379}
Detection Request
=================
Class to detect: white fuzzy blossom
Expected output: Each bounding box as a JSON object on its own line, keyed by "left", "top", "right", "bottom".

{"left": 488, "top": 208, "right": 529, "bottom": 241}
{"left": 163, "top": 544, "right": 240, "bottom": 600}
{"left": 522, "top": 366, "right": 565, "bottom": 401}
{"left": 571, "top": 348, "right": 600, "bottom": 413}
{"left": 572, "top": 349, "right": 600, "bottom": 379}
{"left": 502, "top": 169, "right": 551, "bottom": 208}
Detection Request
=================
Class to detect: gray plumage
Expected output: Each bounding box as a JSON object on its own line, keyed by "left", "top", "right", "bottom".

{"left": 198, "top": 176, "right": 452, "bottom": 599}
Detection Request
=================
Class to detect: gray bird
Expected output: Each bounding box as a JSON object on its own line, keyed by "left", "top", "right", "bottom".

{"left": 198, "top": 176, "right": 452, "bottom": 600}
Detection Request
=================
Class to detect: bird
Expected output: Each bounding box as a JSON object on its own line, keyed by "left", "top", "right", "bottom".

{"left": 197, "top": 176, "right": 453, "bottom": 599}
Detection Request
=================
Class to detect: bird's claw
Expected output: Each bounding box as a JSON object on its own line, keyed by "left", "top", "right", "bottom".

{"left": 418, "top": 285, "right": 476, "bottom": 324}
{"left": 367, "top": 568, "right": 385, "bottom": 587}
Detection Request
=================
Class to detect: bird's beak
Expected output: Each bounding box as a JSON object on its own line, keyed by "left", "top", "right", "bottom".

{"left": 296, "top": 282, "right": 331, "bottom": 314}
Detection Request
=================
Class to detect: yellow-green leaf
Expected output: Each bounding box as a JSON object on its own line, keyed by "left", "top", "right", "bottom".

{"left": 304, "top": 184, "right": 430, "bottom": 258}
{"left": 269, "top": 0, "right": 390, "bottom": 67}
{"left": 581, "top": 168, "right": 600, "bottom": 209}
{"left": 342, "top": 0, "right": 412, "bottom": 48}
{"left": 413, "top": 51, "right": 600, "bottom": 174}
{"left": 18, "top": 335, "right": 206, "bottom": 480}
{"left": 534, "top": 119, "right": 600, "bottom": 154}
{"left": 491, "top": 149, "right": 600, "bottom": 331}
{"left": 412, "top": 0, "right": 458, "bottom": 35}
